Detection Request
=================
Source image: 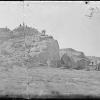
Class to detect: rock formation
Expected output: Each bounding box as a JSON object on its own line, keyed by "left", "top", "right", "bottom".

{"left": 0, "top": 24, "right": 60, "bottom": 68}
{"left": 60, "top": 53, "right": 76, "bottom": 69}
{"left": 60, "top": 48, "right": 90, "bottom": 69}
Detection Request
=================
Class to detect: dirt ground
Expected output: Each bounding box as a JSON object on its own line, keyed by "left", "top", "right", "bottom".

{"left": 0, "top": 66, "right": 100, "bottom": 97}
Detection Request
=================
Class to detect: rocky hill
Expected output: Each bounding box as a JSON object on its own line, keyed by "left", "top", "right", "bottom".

{"left": 0, "top": 24, "right": 60, "bottom": 69}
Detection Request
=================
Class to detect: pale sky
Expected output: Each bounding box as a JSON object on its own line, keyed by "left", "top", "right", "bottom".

{"left": 0, "top": 1, "right": 100, "bottom": 56}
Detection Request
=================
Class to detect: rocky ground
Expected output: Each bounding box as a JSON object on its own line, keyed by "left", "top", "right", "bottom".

{"left": 0, "top": 66, "right": 100, "bottom": 98}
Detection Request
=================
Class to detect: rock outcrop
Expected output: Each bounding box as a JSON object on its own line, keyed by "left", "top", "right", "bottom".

{"left": 0, "top": 24, "right": 60, "bottom": 68}
{"left": 60, "top": 48, "right": 90, "bottom": 69}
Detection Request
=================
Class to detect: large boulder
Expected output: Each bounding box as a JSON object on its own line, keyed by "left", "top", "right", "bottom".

{"left": 60, "top": 48, "right": 86, "bottom": 59}
{"left": 60, "top": 53, "right": 76, "bottom": 69}
{"left": 0, "top": 24, "right": 60, "bottom": 68}
{"left": 60, "top": 48, "right": 90, "bottom": 69}
{"left": 75, "top": 59, "right": 90, "bottom": 70}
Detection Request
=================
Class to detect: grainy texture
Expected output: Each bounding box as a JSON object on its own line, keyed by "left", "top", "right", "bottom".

{"left": 0, "top": 66, "right": 100, "bottom": 97}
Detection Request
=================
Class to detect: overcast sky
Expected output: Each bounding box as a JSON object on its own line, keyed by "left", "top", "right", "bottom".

{"left": 0, "top": 1, "right": 100, "bottom": 57}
